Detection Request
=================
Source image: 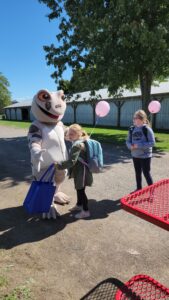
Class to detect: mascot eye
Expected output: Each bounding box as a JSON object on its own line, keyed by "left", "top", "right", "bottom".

{"left": 37, "top": 91, "right": 50, "bottom": 102}
{"left": 61, "top": 95, "right": 65, "bottom": 101}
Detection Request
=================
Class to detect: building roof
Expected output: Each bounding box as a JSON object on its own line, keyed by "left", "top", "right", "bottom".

{"left": 4, "top": 100, "right": 33, "bottom": 109}
{"left": 69, "top": 81, "right": 169, "bottom": 102}
{"left": 4, "top": 81, "right": 169, "bottom": 109}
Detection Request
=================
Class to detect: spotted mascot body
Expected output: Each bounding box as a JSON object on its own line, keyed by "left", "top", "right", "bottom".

{"left": 28, "top": 89, "right": 70, "bottom": 219}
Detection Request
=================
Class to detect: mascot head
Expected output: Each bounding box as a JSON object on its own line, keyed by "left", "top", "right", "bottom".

{"left": 31, "top": 89, "right": 66, "bottom": 123}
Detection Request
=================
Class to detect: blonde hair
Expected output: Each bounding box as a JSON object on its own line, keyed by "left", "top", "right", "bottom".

{"left": 134, "top": 110, "right": 150, "bottom": 126}
{"left": 69, "top": 124, "right": 88, "bottom": 140}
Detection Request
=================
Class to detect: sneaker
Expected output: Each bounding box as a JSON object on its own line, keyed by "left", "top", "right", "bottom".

{"left": 75, "top": 210, "right": 90, "bottom": 219}
{"left": 69, "top": 205, "right": 82, "bottom": 212}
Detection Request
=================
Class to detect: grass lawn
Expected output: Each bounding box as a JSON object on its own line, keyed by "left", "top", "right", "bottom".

{"left": 0, "top": 120, "right": 168, "bottom": 152}
{"left": 0, "top": 120, "right": 31, "bottom": 129}
{"left": 83, "top": 126, "right": 169, "bottom": 152}
{"left": 0, "top": 273, "right": 32, "bottom": 300}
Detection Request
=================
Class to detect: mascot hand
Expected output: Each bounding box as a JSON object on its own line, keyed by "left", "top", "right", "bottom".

{"left": 34, "top": 148, "right": 46, "bottom": 160}
{"left": 31, "top": 148, "right": 46, "bottom": 172}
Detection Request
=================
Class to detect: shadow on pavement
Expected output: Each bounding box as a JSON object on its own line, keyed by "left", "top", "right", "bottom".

{"left": 0, "top": 206, "right": 72, "bottom": 249}
{"left": 0, "top": 137, "right": 32, "bottom": 185}
{"left": 0, "top": 198, "right": 121, "bottom": 249}
{"left": 89, "top": 198, "right": 121, "bottom": 219}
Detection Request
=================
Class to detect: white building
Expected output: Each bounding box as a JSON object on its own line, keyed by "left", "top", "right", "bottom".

{"left": 4, "top": 82, "right": 169, "bottom": 129}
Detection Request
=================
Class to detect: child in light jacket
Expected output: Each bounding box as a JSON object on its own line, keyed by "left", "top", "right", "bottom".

{"left": 126, "top": 110, "right": 155, "bottom": 191}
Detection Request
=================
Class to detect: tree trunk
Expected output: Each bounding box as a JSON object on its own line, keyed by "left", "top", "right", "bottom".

{"left": 74, "top": 106, "right": 77, "bottom": 123}
{"left": 139, "top": 71, "right": 152, "bottom": 115}
{"left": 92, "top": 102, "right": 96, "bottom": 126}
{"left": 114, "top": 100, "right": 124, "bottom": 127}
{"left": 90, "top": 100, "right": 96, "bottom": 126}
{"left": 72, "top": 101, "right": 77, "bottom": 123}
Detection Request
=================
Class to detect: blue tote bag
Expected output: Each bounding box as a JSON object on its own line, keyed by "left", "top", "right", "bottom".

{"left": 23, "top": 164, "right": 55, "bottom": 214}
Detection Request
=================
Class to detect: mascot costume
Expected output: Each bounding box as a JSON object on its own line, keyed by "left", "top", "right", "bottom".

{"left": 28, "top": 89, "right": 70, "bottom": 219}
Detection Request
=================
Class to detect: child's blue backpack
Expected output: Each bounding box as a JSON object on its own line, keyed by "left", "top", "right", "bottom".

{"left": 78, "top": 139, "right": 104, "bottom": 173}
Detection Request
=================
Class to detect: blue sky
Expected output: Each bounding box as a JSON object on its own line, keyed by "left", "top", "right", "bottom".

{"left": 0, "top": 0, "right": 72, "bottom": 101}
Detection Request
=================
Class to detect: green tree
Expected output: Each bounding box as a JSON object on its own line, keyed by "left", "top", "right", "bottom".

{"left": 39, "top": 0, "right": 169, "bottom": 113}
{"left": 57, "top": 79, "right": 72, "bottom": 94}
{"left": 0, "top": 73, "right": 11, "bottom": 114}
{"left": 70, "top": 68, "right": 105, "bottom": 93}
{"left": 57, "top": 69, "right": 99, "bottom": 94}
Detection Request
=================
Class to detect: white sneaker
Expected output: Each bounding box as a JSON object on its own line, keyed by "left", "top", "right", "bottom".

{"left": 75, "top": 210, "right": 90, "bottom": 219}
{"left": 69, "top": 205, "right": 82, "bottom": 212}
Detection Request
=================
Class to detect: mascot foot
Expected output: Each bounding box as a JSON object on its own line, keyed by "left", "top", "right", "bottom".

{"left": 54, "top": 192, "right": 70, "bottom": 205}
{"left": 42, "top": 204, "right": 60, "bottom": 220}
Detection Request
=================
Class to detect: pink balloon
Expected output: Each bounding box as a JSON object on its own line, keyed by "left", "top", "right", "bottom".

{"left": 148, "top": 100, "right": 161, "bottom": 114}
{"left": 95, "top": 101, "right": 110, "bottom": 117}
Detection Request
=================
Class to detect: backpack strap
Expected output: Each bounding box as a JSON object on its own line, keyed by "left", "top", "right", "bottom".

{"left": 129, "top": 126, "right": 135, "bottom": 143}
{"left": 142, "top": 125, "right": 149, "bottom": 142}
{"left": 96, "top": 141, "right": 103, "bottom": 167}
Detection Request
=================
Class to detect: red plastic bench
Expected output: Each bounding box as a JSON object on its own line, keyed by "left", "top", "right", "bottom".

{"left": 121, "top": 179, "right": 169, "bottom": 230}
{"left": 115, "top": 274, "right": 169, "bottom": 300}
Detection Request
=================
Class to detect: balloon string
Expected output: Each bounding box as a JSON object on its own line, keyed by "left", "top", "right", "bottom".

{"left": 89, "top": 116, "right": 99, "bottom": 138}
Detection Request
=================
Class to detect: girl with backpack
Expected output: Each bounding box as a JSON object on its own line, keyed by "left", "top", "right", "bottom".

{"left": 126, "top": 110, "right": 155, "bottom": 192}
{"left": 55, "top": 124, "right": 93, "bottom": 219}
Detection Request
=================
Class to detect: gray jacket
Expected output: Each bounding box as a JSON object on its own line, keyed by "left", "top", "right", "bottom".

{"left": 126, "top": 125, "right": 155, "bottom": 158}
